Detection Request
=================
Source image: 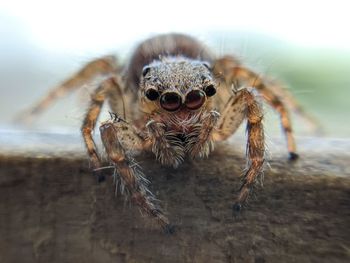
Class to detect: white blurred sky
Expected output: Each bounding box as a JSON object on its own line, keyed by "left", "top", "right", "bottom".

{"left": 1, "top": 0, "right": 349, "bottom": 52}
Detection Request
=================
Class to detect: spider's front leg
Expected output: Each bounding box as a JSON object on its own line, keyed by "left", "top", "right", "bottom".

{"left": 212, "top": 89, "right": 265, "bottom": 214}
{"left": 82, "top": 77, "right": 172, "bottom": 232}
{"left": 99, "top": 120, "right": 173, "bottom": 231}
{"left": 81, "top": 77, "right": 117, "bottom": 173}
{"left": 214, "top": 56, "right": 298, "bottom": 160}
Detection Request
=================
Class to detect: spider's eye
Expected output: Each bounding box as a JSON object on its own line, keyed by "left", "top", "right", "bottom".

{"left": 142, "top": 66, "right": 151, "bottom": 77}
{"left": 160, "top": 92, "right": 182, "bottom": 111}
{"left": 202, "top": 62, "right": 211, "bottom": 70}
{"left": 145, "top": 88, "right": 159, "bottom": 101}
{"left": 185, "top": 90, "right": 206, "bottom": 110}
{"left": 204, "top": 84, "right": 216, "bottom": 97}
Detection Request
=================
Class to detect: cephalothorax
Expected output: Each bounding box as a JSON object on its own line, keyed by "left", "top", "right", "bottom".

{"left": 18, "top": 33, "right": 319, "bottom": 232}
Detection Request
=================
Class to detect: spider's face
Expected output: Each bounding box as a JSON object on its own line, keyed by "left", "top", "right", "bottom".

{"left": 140, "top": 57, "right": 217, "bottom": 113}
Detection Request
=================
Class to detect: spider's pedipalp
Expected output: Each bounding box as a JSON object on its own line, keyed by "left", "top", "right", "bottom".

{"left": 146, "top": 120, "right": 185, "bottom": 168}
{"left": 186, "top": 110, "right": 220, "bottom": 158}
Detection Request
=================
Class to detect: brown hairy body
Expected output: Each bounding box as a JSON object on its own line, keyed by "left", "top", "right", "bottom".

{"left": 17, "top": 33, "right": 319, "bottom": 232}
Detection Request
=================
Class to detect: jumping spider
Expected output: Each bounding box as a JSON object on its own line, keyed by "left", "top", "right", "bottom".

{"left": 18, "top": 33, "right": 319, "bottom": 232}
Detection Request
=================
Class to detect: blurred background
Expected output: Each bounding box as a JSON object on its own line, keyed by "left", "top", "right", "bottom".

{"left": 0, "top": 0, "right": 349, "bottom": 138}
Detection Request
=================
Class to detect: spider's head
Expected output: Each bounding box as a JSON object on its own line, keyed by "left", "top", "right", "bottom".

{"left": 140, "top": 57, "right": 217, "bottom": 113}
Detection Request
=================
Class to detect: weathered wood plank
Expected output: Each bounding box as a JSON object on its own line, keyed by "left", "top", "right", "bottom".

{"left": 0, "top": 130, "right": 349, "bottom": 263}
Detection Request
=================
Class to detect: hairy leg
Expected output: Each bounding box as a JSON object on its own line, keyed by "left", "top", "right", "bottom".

{"left": 16, "top": 56, "right": 118, "bottom": 123}
{"left": 213, "top": 89, "right": 265, "bottom": 213}
{"left": 213, "top": 56, "right": 298, "bottom": 160}
{"left": 212, "top": 91, "right": 247, "bottom": 142}
{"left": 264, "top": 79, "right": 322, "bottom": 134}
{"left": 81, "top": 77, "right": 121, "bottom": 171}
{"left": 99, "top": 120, "right": 172, "bottom": 231}
{"left": 80, "top": 76, "right": 171, "bottom": 231}
{"left": 235, "top": 90, "right": 265, "bottom": 211}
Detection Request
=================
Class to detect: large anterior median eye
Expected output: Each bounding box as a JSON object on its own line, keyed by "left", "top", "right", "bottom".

{"left": 185, "top": 90, "right": 206, "bottom": 110}
{"left": 160, "top": 92, "right": 182, "bottom": 111}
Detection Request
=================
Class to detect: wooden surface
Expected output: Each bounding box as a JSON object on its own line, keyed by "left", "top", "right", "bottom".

{"left": 0, "top": 130, "right": 349, "bottom": 263}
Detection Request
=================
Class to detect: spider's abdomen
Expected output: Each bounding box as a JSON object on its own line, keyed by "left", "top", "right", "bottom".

{"left": 125, "top": 33, "right": 214, "bottom": 91}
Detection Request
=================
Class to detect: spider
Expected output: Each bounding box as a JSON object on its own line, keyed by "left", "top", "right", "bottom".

{"left": 17, "top": 33, "right": 319, "bottom": 232}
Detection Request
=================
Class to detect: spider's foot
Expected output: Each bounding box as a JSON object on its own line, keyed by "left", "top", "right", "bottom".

{"left": 92, "top": 170, "right": 106, "bottom": 183}
{"left": 232, "top": 203, "right": 242, "bottom": 218}
{"left": 288, "top": 152, "right": 299, "bottom": 161}
{"left": 163, "top": 223, "right": 176, "bottom": 235}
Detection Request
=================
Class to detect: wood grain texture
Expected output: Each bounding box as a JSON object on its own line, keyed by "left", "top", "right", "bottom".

{"left": 0, "top": 130, "right": 349, "bottom": 263}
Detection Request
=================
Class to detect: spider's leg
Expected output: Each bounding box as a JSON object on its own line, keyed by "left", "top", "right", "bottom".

{"left": 82, "top": 77, "right": 171, "bottom": 231}
{"left": 214, "top": 56, "right": 298, "bottom": 160}
{"left": 99, "top": 120, "right": 172, "bottom": 231}
{"left": 212, "top": 91, "right": 247, "bottom": 142}
{"left": 236, "top": 90, "right": 265, "bottom": 211}
{"left": 16, "top": 56, "right": 118, "bottom": 123}
{"left": 213, "top": 89, "right": 265, "bottom": 214}
{"left": 81, "top": 77, "right": 120, "bottom": 172}
{"left": 263, "top": 79, "right": 323, "bottom": 134}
